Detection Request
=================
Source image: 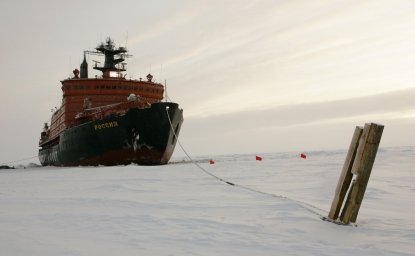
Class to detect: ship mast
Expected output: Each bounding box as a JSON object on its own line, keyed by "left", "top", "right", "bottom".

{"left": 84, "top": 37, "right": 132, "bottom": 78}
{"left": 80, "top": 53, "right": 88, "bottom": 78}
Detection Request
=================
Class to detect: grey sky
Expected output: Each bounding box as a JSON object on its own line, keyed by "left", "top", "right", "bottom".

{"left": 1, "top": 0, "right": 414, "bottom": 164}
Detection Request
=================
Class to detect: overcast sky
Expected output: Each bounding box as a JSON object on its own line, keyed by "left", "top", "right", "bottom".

{"left": 1, "top": 0, "right": 415, "bottom": 164}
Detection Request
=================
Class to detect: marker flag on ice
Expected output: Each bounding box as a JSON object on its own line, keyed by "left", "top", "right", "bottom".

{"left": 300, "top": 153, "right": 307, "bottom": 159}
{"left": 209, "top": 159, "right": 215, "bottom": 165}
{"left": 255, "top": 155, "right": 262, "bottom": 161}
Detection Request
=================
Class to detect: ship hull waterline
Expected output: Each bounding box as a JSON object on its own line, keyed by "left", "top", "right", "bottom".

{"left": 39, "top": 102, "right": 183, "bottom": 166}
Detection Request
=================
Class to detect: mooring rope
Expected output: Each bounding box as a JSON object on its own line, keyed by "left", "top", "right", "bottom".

{"left": 0, "top": 155, "right": 38, "bottom": 166}
{"left": 165, "top": 107, "right": 327, "bottom": 219}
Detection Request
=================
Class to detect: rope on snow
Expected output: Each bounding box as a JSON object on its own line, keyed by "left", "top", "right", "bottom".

{"left": 165, "top": 107, "right": 327, "bottom": 220}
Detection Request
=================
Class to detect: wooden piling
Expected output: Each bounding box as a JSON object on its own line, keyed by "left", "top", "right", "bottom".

{"left": 328, "top": 126, "right": 363, "bottom": 220}
{"left": 340, "top": 123, "right": 384, "bottom": 224}
{"left": 327, "top": 123, "right": 384, "bottom": 224}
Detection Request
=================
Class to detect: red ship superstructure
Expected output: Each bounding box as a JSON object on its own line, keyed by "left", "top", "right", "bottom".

{"left": 48, "top": 38, "right": 164, "bottom": 141}
{"left": 39, "top": 38, "right": 183, "bottom": 166}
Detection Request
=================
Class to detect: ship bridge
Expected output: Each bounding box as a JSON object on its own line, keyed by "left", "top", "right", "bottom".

{"left": 84, "top": 37, "right": 131, "bottom": 79}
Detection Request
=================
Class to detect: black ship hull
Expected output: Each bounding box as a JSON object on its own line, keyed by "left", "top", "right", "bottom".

{"left": 39, "top": 102, "right": 183, "bottom": 166}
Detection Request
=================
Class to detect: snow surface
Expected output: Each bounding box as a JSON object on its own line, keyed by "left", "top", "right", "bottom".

{"left": 0, "top": 147, "right": 414, "bottom": 256}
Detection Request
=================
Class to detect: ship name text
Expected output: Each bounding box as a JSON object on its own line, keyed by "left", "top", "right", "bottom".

{"left": 94, "top": 121, "right": 119, "bottom": 130}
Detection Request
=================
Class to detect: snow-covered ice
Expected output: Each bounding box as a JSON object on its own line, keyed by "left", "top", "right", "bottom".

{"left": 0, "top": 147, "right": 414, "bottom": 255}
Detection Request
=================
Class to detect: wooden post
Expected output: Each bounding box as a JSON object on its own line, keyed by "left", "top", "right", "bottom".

{"left": 326, "top": 123, "right": 384, "bottom": 224}
{"left": 340, "top": 123, "right": 384, "bottom": 224}
{"left": 328, "top": 126, "right": 363, "bottom": 220}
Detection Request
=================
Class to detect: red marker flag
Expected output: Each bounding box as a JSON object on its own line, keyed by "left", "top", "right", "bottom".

{"left": 300, "top": 153, "right": 307, "bottom": 159}
{"left": 209, "top": 159, "right": 215, "bottom": 165}
{"left": 255, "top": 155, "right": 262, "bottom": 161}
